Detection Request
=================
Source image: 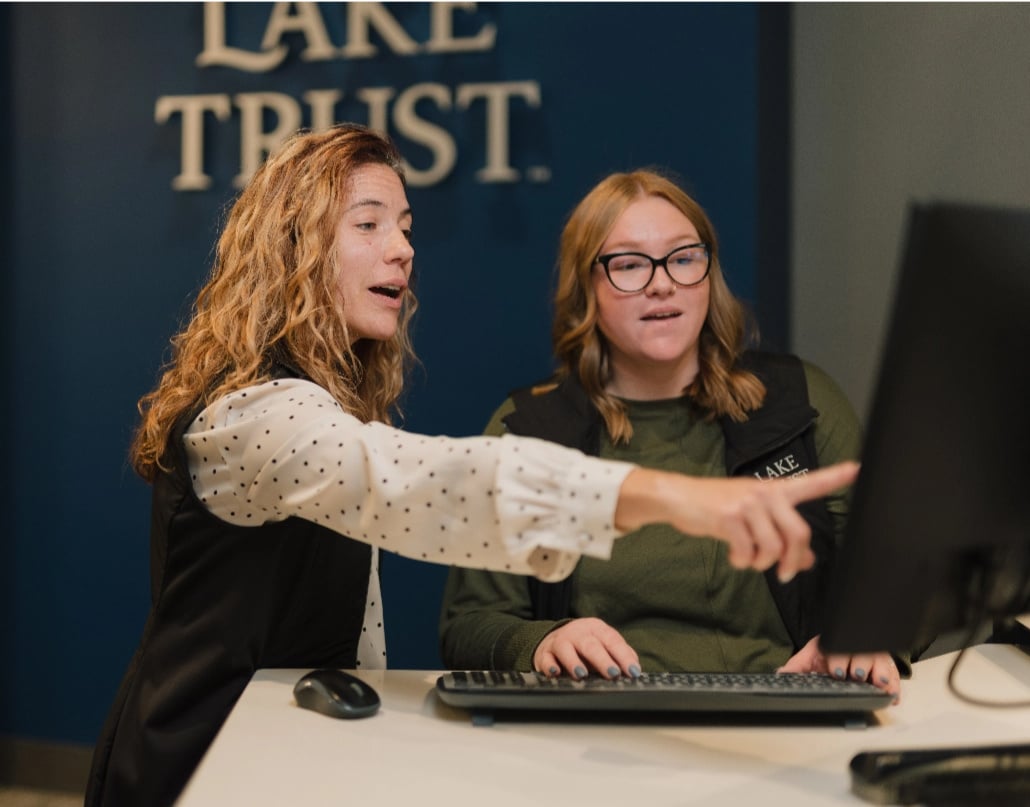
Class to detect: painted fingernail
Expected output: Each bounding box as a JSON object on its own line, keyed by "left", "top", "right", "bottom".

{"left": 548, "top": 666, "right": 559, "bottom": 677}
{"left": 879, "top": 675, "right": 890, "bottom": 685}
{"left": 607, "top": 666, "right": 620, "bottom": 678}
{"left": 854, "top": 668, "right": 865, "bottom": 680}
{"left": 834, "top": 668, "right": 845, "bottom": 679}
{"left": 628, "top": 665, "right": 641, "bottom": 678}
{"left": 573, "top": 666, "right": 587, "bottom": 679}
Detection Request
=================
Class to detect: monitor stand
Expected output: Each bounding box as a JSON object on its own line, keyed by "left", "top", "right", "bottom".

{"left": 989, "top": 617, "right": 1030, "bottom": 656}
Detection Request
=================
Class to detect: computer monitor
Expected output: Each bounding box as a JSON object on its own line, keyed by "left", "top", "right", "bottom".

{"left": 821, "top": 200, "right": 1030, "bottom": 657}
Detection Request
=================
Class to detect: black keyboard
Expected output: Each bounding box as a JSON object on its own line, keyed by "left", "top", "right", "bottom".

{"left": 436, "top": 670, "right": 893, "bottom": 716}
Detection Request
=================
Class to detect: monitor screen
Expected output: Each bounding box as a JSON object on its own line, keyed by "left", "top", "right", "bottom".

{"left": 821, "top": 201, "right": 1030, "bottom": 656}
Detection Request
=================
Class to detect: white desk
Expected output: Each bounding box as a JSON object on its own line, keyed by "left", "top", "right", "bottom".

{"left": 178, "top": 644, "right": 1030, "bottom": 806}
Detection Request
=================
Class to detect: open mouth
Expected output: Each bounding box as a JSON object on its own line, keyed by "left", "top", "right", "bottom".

{"left": 371, "top": 285, "right": 403, "bottom": 300}
{"left": 641, "top": 311, "right": 680, "bottom": 321}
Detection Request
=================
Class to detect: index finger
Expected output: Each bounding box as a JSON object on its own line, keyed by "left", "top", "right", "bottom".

{"left": 780, "top": 461, "right": 859, "bottom": 505}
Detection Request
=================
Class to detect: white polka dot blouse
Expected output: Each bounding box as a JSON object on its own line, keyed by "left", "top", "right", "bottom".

{"left": 183, "top": 377, "right": 633, "bottom": 667}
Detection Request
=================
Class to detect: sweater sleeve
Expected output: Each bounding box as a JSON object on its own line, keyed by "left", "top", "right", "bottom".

{"left": 439, "top": 565, "right": 566, "bottom": 670}
{"left": 439, "top": 397, "right": 568, "bottom": 671}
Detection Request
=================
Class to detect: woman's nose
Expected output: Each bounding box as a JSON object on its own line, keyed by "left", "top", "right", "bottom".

{"left": 644, "top": 263, "right": 675, "bottom": 295}
{"left": 387, "top": 229, "right": 414, "bottom": 263}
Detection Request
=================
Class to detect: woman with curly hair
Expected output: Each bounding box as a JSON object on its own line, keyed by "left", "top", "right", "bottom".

{"left": 440, "top": 169, "right": 902, "bottom": 696}
{"left": 87, "top": 131, "right": 857, "bottom": 807}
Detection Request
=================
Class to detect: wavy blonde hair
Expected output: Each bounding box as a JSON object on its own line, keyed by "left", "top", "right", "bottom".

{"left": 552, "top": 169, "right": 765, "bottom": 444}
{"left": 131, "top": 124, "right": 418, "bottom": 481}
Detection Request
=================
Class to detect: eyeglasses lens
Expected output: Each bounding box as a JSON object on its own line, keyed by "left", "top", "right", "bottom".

{"left": 605, "top": 245, "right": 709, "bottom": 292}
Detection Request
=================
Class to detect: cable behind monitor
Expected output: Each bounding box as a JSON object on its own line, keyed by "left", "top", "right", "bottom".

{"left": 945, "top": 561, "right": 1030, "bottom": 709}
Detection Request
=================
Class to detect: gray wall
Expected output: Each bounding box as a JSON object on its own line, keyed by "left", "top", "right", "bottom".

{"left": 792, "top": 4, "right": 1030, "bottom": 420}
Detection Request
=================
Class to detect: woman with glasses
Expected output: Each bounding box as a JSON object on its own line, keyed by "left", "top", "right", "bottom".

{"left": 86, "top": 133, "right": 859, "bottom": 807}
{"left": 439, "top": 169, "right": 904, "bottom": 699}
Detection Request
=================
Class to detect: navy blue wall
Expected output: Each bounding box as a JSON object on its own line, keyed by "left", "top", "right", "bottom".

{"left": 2, "top": 2, "right": 787, "bottom": 745}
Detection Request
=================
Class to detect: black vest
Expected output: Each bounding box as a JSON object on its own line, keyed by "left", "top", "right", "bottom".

{"left": 86, "top": 371, "right": 372, "bottom": 807}
{"left": 503, "top": 351, "right": 835, "bottom": 652}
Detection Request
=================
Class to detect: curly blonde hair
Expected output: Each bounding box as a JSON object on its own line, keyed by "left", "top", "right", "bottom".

{"left": 552, "top": 169, "right": 765, "bottom": 444}
{"left": 131, "top": 124, "right": 418, "bottom": 481}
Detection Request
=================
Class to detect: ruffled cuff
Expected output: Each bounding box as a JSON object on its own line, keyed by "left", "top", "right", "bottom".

{"left": 494, "top": 434, "right": 634, "bottom": 580}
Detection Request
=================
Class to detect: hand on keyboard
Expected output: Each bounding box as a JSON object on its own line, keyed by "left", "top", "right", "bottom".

{"left": 778, "top": 635, "right": 901, "bottom": 704}
{"left": 532, "top": 617, "right": 640, "bottom": 680}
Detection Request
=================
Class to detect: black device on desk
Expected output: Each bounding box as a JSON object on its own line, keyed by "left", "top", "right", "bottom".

{"left": 820, "top": 201, "right": 1030, "bottom": 804}
{"left": 294, "top": 669, "right": 381, "bottom": 719}
{"left": 436, "top": 670, "right": 891, "bottom": 725}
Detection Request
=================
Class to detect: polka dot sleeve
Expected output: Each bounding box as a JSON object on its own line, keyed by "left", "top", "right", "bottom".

{"left": 183, "top": 378, "right": 634, "bottom": 582}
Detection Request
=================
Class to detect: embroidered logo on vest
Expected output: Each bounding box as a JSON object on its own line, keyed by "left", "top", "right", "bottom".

{"left": 752, "top": 452, "right": 811, "bottom": 480}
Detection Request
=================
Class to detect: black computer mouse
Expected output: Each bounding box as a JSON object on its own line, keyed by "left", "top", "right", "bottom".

{"left": 293, "top": 668, "right": 381, "bottom": 719}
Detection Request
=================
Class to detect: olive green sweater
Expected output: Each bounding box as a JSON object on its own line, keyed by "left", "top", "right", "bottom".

{"left": 439, "top": 362, "right": 861, "bottom": 673}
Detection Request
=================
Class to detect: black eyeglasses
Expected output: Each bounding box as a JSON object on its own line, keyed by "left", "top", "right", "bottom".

{"left": 595, "top": 243, "right": 711, "bottom": 292}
